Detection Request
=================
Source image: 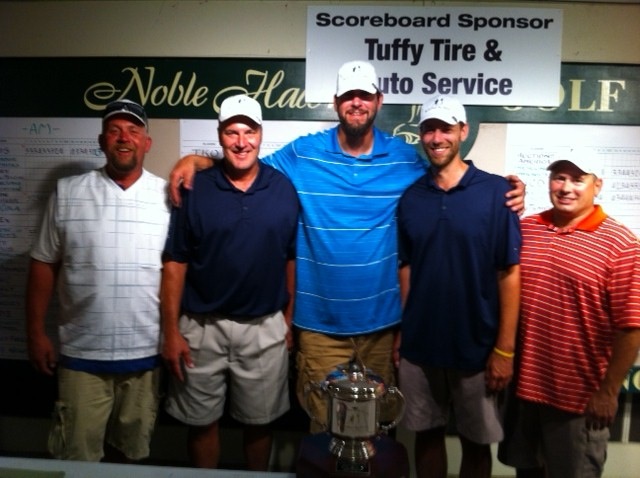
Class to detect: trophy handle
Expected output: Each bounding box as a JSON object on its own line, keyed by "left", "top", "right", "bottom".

{"left": 379, "top": 386, "right": 405, "bottom": 433}
{"left": 302, "top": 381, "right": 328, "bottom": 430}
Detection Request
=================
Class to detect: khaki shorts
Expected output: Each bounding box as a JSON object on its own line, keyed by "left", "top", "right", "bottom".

{"left": 164, "top": 311, "right": 290, "bottom": 426}
{"left": 296, "top": 329, "right": 395, "bottom": 433}
{"left": 48, "top": 366, "right": 161, "bottom": 461}
{"left": 398, "top": 358, "right": 503, "bottom": 444}
{"left": 498, "top": 396, "right": 609, "bottom": 478}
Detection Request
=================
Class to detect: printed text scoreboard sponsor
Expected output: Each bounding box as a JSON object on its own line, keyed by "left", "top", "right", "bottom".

{"left": 306, "top": 6, "right": 562, "bottom": 106}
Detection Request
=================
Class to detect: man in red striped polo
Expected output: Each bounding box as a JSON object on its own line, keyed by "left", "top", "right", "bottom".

{"left": 499, "top": 154, "right": 640, "bottom": 478}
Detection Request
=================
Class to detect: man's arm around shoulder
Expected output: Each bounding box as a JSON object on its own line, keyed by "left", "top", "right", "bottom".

{"left": 169, "top": 155, "right": 215, "bottom": 206}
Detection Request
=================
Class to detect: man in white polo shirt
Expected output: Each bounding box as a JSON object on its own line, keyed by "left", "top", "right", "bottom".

{"left": 26, "top": 99, "right": 170, "bottom": 463}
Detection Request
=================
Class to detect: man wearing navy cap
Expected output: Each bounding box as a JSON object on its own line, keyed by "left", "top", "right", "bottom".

{"left": 26, "top": 99, "right": 170, "bottom": 462}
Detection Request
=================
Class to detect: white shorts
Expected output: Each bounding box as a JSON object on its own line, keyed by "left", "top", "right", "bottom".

{"left": 399, "top": 358, "right": 503, "bottom": 444}
{"left": 165, "top": 311, "right": 290, "bottom": 426}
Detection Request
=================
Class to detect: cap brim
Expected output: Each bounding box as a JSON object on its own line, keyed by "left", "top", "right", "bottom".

{"left": 336, "top": 84, "right": 378, "bottom": 98}
{"left": 547, "top": 160, "right": 590, "bottom": 175}
{"left": 219, "top": 114, "right": 262, "bottom": 126}
{"left": 103, "top": 111, "right": 147, "bottom": 127}
{"left": 419, "top": 111, "right": 462, "bottom": 126}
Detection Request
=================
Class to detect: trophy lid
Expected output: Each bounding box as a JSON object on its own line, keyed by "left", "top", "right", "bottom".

{"left": 325, "top": 357, "right": 386, "bottom": 400}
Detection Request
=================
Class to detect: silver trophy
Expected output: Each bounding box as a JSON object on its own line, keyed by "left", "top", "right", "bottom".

{"left": 304, "top": 355, "right": 405, "bottom": 470}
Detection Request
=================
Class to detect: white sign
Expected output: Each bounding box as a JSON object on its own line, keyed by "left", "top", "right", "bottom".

{"left": 306, "top": 6, "right": 562, "bottom": 106}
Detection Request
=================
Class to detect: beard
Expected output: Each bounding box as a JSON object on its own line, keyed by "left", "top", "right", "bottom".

{"left": 106, "top": 150, "right": 138, "bottom": 174}
{"left": 426, "top": 145, "right": 459, "bottom": 170}
{"left": 338, "top": 109, "right": 377, "bottom": 139}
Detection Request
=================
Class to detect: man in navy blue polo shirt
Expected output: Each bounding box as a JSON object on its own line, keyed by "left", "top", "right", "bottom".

{"left": 396, "top": 96, "right": 522, "bottom": 478}
{"left": 160, "top": 95, "right": 299, "bottom": 471}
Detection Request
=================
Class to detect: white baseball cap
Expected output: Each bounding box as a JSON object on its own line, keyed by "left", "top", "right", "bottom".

{"left": 547, "top": 149, "right": 604, "bottom": 178}
{"left": 335, "top": 61, "right": 379, "bottom": 97}
{"left": 419, "top": 96, "right": 467, "bottom": 126}
{"left": 219, "top": 94, "right": 262, "bottom": 125}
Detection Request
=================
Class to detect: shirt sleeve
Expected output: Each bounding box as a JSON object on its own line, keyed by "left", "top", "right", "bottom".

{"left": 30, "top": 188, "right": 61, "bottom": 263}
{"left": 494, "top": 179, "right": 522, "bottom": 269}
{"left": 261, "top": 141, "right": 298, "bottom": 178}
{"left": 163, "top": 189, "right": 193, "bottom": 263}
{"left": 609, "top": 234, "right": 640, "bottom": 330}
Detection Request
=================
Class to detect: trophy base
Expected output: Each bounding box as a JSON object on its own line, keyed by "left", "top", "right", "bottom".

{"left": 296, "top": 432, "right": 410, "bottom": 478}
{"left": 329, "top": 436, "right": 376, "bottom": 462}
